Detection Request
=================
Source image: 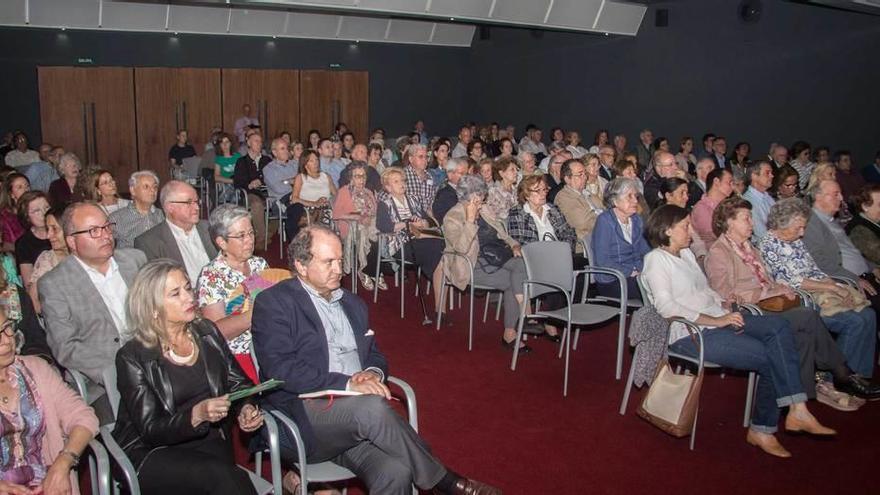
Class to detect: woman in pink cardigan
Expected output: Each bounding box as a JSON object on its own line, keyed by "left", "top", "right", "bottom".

{"left": 0, "top": 307, "right": 99, "bottom": 495}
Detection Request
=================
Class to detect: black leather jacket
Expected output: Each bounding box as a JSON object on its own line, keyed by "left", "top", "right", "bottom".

{"left": 111, "top": 319, "right": 254, "bottom": 468}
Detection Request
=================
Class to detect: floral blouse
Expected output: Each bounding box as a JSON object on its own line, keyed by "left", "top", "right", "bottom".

{"left": 29, "top": 250, "right": 64, "bottom": 291}
{"left": 485, "top": 181, "right": 517, "bottom": 221}
{"left": 196, "top": 254, "right": 268, "bottom": 355}
{"left": 756, "top": 233, "right": 825, "bottom": 288}
{"left": 0, "top": 360, "right": 47, "bottom": 488}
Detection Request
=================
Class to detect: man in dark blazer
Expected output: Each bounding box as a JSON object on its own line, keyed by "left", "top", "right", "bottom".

{"left": 39, "top": 202, "right": 147, "bottom": 419}
{"left": 432, "top": 157, "right": 468, "bottom": 225}
{"left": 135, "top": 180, "right": 217, "bottom": 284}
{"left": 252, "top": 226, "right": 499, "bottom": 495}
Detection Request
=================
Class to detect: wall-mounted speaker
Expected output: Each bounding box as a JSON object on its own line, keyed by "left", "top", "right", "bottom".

{"left": 655, "top": 9, "right": 669, "bottom": 27}
{"left": 738, "top": 0, "right": 762, "bottom": 23}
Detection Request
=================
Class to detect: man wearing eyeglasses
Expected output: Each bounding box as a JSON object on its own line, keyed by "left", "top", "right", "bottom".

{"left": 134, "top": 181, "right": 217, "bottom": 285}
{"left": 38, "top": 202, "right": 146, "bottom": 423}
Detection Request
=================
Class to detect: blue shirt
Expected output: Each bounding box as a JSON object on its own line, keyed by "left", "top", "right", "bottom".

{"left": 23, "top": 161, "right": 59, "bottom": 193}
{"left": 300, "top": 281, "right": 362, "bottom": 377}
{"left": 321, "top": 157, "right": 346, "bottom": 187}
{"left": 262, "top": 159, "right": 298, "bottom": 202}
{"left": 742, "top": 186, "right": 775, "bottom": 241}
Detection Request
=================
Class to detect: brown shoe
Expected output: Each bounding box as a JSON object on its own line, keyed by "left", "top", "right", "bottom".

{"left": 784, "top": 411, "right": 836, "bottom": 436}
{"left": 445, "top": 478, "right": 502, "bottom": 495}
{"left": 746, "top": 429, "right": 791, "bottom": 458}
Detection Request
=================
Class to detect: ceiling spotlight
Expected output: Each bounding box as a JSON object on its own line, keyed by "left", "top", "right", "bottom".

{"left": 60, "top": 26, "right": 66, "bottom": 31}
{"left": 272, "top": 35, "right": 277, "bottom": 39}
{"left": 174, "top": 31, "right": 179, "bottom": 35}
{"left": 450, "top": 17, "right": 455, "bottom": 21}
{"left": 604, "top": 32, "right": 609, "bottom": 36}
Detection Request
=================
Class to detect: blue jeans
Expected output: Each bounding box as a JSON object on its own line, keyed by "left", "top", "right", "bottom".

{"left": 669, "top": 314, "right": 806, "bottom": 433}
{"left": 822, "top": 308, "right": 877, "bottom": 378}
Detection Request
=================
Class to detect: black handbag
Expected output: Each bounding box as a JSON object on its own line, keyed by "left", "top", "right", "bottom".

{"left": 476, "top": 217, "right": 513, "bottom": 272}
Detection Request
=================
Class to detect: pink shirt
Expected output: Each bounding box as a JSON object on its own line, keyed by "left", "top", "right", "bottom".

{"left": 691, "top": 195, "right": 721, "bottom": 245}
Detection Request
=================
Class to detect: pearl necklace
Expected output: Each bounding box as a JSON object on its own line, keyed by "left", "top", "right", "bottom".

{"left": 164, "top": 330, "right": 196, "bottom": 365}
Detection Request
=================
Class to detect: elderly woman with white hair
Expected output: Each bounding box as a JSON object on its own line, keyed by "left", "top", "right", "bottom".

{"left": 197, "top": 204, "right": 268, "bottom": 382}
{"left": 47, "top": 152, "right": 83, "bottom": 210}
{"left": 590, "top": 177, "right": 651, "bottom": 301}
{"left": 443, "top": 175, "right": 532, "bottom": 352}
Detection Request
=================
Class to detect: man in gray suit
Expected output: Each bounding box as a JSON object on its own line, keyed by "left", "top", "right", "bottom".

{"left": 39, "top": 202, "right": 147, "bottom": 419}
{"left": 134, "top": 180, "right": 217, "bottom": 284}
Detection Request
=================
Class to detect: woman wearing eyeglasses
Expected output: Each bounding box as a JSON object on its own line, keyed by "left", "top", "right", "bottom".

{"left": 82, "top": 168, "right": 130, "bottom": 216}
{"left": 333, "top": 162, "right": 383, "bottom": 291}
{"left": 772, "top": 164, "right": 801, "bottom": 200}
{"left": 0, "top": 306, "right": 98, "bottom": 495}
{"left": 197, "top": 204, "right": 268, "bottom": 382}
{"left": 14, "top": 191, "right": 52, "bottom": 291}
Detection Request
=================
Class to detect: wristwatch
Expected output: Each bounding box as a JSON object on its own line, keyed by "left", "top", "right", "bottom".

{"left": 60, "top": 450, "right": 80, "bottom": 468}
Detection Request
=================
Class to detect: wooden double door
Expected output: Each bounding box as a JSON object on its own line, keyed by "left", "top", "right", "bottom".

{"left": 300, "top": 70, "right": 369, "bottom": 143}
{"left": 221, "top": 69, "right": 300, "bottom": 145}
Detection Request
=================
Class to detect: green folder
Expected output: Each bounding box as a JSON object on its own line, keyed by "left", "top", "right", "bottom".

{"left": 228, "top": 378, "right": 284, "bottom": 402}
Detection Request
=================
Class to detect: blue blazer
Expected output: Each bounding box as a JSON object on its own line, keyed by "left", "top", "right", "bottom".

{"left": 591, "top": 209, "right": 651, "bottom": 284}
{"left": 251, "top": 278, "right": 388, "bottom": 457}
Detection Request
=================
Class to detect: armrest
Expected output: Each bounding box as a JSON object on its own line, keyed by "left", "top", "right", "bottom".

{"left": 441, "top": 251, "right": 475, "bottom": 284}
{"left": 666, "top": 317, "right": 706, "bottom": 368}
{"left": 831, "top": 275, "right": 859, "bottom": 288}
{"left": 387, "top": 376, "right": 418, "bottom": 433}
{"left": 574, "top": 266, "right": 627, "bottom": 304}
{"left": 88, "top": 439, "right": 111, "bottom": 495}
{"left": 739, "top": 303, "right": 763, "bottom": 315}
{"left": 99, "top": 425, "right": 141, "bottom": 495}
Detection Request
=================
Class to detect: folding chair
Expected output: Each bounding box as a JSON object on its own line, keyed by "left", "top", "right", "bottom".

{"left": 372, "top": 234, "right": 422, "bottom": 319}
{"left": 435, "top": 251, "right": 504, "bottom": 350}
{"left": 65, "top": 370, "right": 113, "bottom": 495}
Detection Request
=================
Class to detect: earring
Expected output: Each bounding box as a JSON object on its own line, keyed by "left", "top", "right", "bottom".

{"left": 153, "top": 311, "right": 159, "bottom": 320}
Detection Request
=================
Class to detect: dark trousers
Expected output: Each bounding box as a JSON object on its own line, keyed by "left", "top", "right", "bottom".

{"left": 596, "top": 276, "right": 643, "bottom": 303}
{"left": 778, "top": 306, "right": 848, "bottom": 398}
{"left": 285, "top": 202, "right": 309, "bottom": 241}
{"left": 137, "top": 435, "right": 256, "bottom": 495}
{"left": 278, "top": 395, "right": 446, "bottom": 495}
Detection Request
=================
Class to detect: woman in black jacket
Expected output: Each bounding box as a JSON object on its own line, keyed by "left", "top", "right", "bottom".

{"left": 112, "top": 259, "right": 264, "bottom": 495}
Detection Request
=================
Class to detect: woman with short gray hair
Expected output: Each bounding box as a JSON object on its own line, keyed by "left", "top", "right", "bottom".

{"left": 47, "top": 152, "right": 82, "bottom": 209}
{"left": 591, "top": 177, "right": 651, "bottom": 301}
{"left": 197, "top": 204, "right": 268, "bottom": 381}
{"left": 442, "top": 175, "right": 534, "bottom": 352}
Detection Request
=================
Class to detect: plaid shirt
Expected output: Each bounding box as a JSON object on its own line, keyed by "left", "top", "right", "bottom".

{"left": 506, "top": 203, "right": 577, "bottom": 251}
{"left": 404, "top": 166, "right": 437, "bottom": 210}
{"left": 109, "top": 203, "right": 165, "bottom": 249}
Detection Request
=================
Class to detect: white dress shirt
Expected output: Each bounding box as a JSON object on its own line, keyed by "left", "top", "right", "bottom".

{"left": 167, "top": 221, "right": 211, "bottom": 284}
{"left": 75, "top": 256, "right": 129, "bottom": 336}
{"left": 524, "top": 203, "right": 556, "bottom": 241}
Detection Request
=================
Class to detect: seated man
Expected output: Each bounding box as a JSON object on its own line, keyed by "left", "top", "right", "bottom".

{"left": 741, "top": 160, "right": 775, "bottom": 241}
{"left": 23, "top": 143, "right": 60, "bottom": 192}
{"left": 432, "top": 157, "right": 468, "bottom": 225}
{"left": 109, "top": 170, "right": 164, "bottom": 249}
{"left": 134, "top": 180, "right": 217, "bottom": 285}
{"left": 691, "top": 167, "right": 734, "bottom": 245}
{"left": 252, "top": 226, "right": 500, "bottom": 495}
{"left": 262, "top": 137, "right": 298, "bottom": 206}
{"left": 39, "top": 201, "right": 147, "bottom": 420}
{"left": 554, "top": 158, "right": 604, "bottom": 243}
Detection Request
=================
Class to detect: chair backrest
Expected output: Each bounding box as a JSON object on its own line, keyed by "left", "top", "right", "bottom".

{"left": 521, "top": 241, "right": 574, "bottom": 297}
{"left": 101, "top": 365, "right": 121, "bottom": 421}
{"left": 182, "top": 156, "right": 202, "bottom": 178}
{"left": 581, "top": 232, "right": 595, "bottom": 262}
{"left": 636, "top": 274, "right": 653, "bottom": 306}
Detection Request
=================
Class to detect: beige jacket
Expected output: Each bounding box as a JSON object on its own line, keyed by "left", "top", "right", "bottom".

{"left": 554, "top": 185, "right": 602, "bottom": 251}
{"left": 442, "top": 202, "right": 518, "bottom": 291}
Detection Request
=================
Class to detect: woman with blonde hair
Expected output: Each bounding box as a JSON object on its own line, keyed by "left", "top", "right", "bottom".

{"left": 82, "top": 168, "right": 130, "bottom": 215}
{"left": 113, "top": 259, "right": 264, "bottom": 494}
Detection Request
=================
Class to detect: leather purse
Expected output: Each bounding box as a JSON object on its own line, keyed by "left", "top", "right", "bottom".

{"left": 636, "top": 358, "right": 703, "bottom": 438}
{"left": 757, "top": 294, "right": 801, "bottom": 313}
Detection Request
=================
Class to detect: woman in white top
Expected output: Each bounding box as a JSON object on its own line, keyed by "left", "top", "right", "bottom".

{"left": 641, "top": 204, "right": 834, "bottom": 458}
{"left": 83, "top": 169, "right": 131, "bottom": 216}
{"left": 284, "top": 149, "right": 337, "bottom": 242}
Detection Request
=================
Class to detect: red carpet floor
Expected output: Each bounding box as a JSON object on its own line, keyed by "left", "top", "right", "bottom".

{"left": 259, "top": 245, "right": 878, "bottom": 495}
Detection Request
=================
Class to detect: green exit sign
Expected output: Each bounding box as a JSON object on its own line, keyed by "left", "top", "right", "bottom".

{"left": 77, "top": 58, "right": 94, "bottom": 65}
{"left": 329, "top": 63, "right": 342, "bottom": 69}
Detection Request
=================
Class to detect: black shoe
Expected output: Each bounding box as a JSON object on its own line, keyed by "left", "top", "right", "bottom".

{"left": 834, "top": 374, "right": 880, "bottom": 401}
{"left": 501, "top": 337, "right": 532, "bottom": 354}
{"left": 438, "top": 312, "right": 455, "bottom": 327}
{"left": 521, "top": 320, "right": 546, "bottom": 335}
{"left": 542, "top": 332, "right": 562, "bottom": 343}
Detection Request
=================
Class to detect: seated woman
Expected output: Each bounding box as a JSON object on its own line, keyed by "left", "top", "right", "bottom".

{"left": 377, "top": 168, "right": 445, "bottom": 314}
{"left": 476, "top": 158, "right": 494, "bottom": 185}
{"left": 114, "top": 259, "right": 264, "bottom": 495}
{"left": 846, "top": 184, "right": 880, "bottom": 266}
{"left": 613, "top": 159, "right": 650, "bottom": 220}
{"left": 82, "top": 168, "right": 131, "bottom": 216}
{"left": 198, "top": 204, "right": 268, "bottom": 383}
{"left": 285, "top": 150, "right": 337, "bottom": 243}
{"left": 0, "top": 172, "right": 29, "bottom": 254}
{"left": 484, "top": 157, "right": 519, "bottom": 222}
{"left": 14, "top": 191, "right": 52, "bottom": 289}
{"left": 772, "top": 164, "right": 800, "bottom": 200}
{"left": 214, "top": 133, "right": 241, "bottom": 203}
{"left": 27, "top": 208, "right": 67, "bottom": 315}
{"left": 658, "top": 177, "right": 707, "bottom": 260}
{"left": 47, "top": 152, "right": 82, "bottom": 210}
{"left": 757, "top": 198, "right": 877, "bottom": 379}
{"left": 706, "top": 197, "right": 879, "bottom": 405}
{"left": 443, "top": 175, "right": 533, "bottom": 353}
{"left": 332, "top": 162, "right": 385, "bottom": 291}
{"left": 643, "top": 205, "right": 835, "bottom": 458}
{"left": 1, "top": 261, "right": 53, "bottom": 363}
{"left": 0, "top": 306, "right": 97, "bottom": 494}
{"left": 591, "top": 178, "right": 651, "bottom": 301}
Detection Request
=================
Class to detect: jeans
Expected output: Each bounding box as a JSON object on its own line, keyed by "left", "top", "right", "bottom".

{"left": 669, "top": 313, "right": 806, "bottom": 433}
{"left": 822, "top": 307, "right": 877, "bottom": 378}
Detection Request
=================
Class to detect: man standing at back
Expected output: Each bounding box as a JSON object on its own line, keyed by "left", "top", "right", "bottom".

{"left": 234, "top": 103, "right": 260, "bottom": 147}
{"left": 252, "top": 227, "right": 500, "bottom": 495}
{"left": 39, "top": 202, "right": 146, "bottom": 420}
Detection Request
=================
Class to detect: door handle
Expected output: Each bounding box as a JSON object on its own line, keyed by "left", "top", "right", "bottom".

{"left": 91, "top": 102, "right": 98, "bottom": 164}
{"left": 263, "top": 100, "right": 269, "bottom": 139}
{"left": 175, "top": 102, "right": 180, "bottom": 133}
{"left": 81, "top": 102, "right": 90, "bottom": 164}
{"left": 182, "top": 101, "right": 188, "bottom": 130}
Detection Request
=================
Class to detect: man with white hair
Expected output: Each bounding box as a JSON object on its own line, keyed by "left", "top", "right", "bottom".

{"left": 109, "top": 170, "right": 164, "bottom": 249}
{"left": 432, "top": 157, "right": 469, "bottom": 224}
{"left": 404, "top": 144, "right": 437, "bottom": 209}
{"left": 635, "top": 128, "right": 654, "bottom": 171}
{"left": 518, "top": 125, "right": 547, "bottom": 157}
{"left": 451, "top": 125, "right": 472, "bottom": 159}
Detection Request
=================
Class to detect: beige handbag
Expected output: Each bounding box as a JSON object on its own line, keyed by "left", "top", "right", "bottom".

{"left": 636, "top": 358, "right": 704, "bottom": 438}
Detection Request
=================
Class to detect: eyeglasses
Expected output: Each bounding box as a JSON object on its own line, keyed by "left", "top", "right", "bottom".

{"left": 169, "top": 199, "right": 200, "bottom": 207}
{"left": 529, "top": 187, "right": 549, "bottom": 194}
{"left": 227, "top": 230, "right": 256, "bottom": 240}
{"left": 0, "top": 321, "right": 16, "bottom": 338}
{"left": 69, "top": 222, "right": 116, "bottom": 238}
{"left": 351, "top": 173, "right": 367, "bottom": 179}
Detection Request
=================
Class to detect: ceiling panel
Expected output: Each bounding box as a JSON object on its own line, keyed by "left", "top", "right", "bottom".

{"left": 491, "top": 0, "right": 551, "bottom": 24}
{"left": 230, "top": 8, "right": 286, "bottom": 35}
{"left": 29, "top": 0, "right": 99, "bottom": 29}
{"left": 0, "top": 0, "right": 27, "bottom": 25}
{"left": 430, "top": 22, "right": 475, "bottom": 46}
{"left": 169, "top": 5, "right": 231, "bottom": 34}
{"left": 429, "top": 0, "right": 494, "bottom": 18}
{"left": 360, "top": 0, "right": 426, "bottom": 14}
{"left": 287, "top": 12, "right": 341, "bottom": 37}
{"left": 102, "top": 2, "right": 167, "bottom": 31}
{"left": 594, "top": 1, "right": 647, "bottom": 35}
{"left": 338, "top": 16, "right": 388, "bottom": 40}
{"left": 546, "top": 0, "right": 604, "bottom": 30}
{"left": 387, "top": 19, "right": 432, "bottom": 43}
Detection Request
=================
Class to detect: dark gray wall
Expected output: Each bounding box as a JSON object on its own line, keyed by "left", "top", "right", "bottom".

{"left": 0, "top": 26, "right": 468, "bottom": 143}
{"left": 466, "top": 0, "right": 880, "bottom": 163}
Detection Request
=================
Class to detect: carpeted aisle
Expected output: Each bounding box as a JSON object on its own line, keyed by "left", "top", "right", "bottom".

{"left": 262, "top": 245, "right": 879, "bottom": 495}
